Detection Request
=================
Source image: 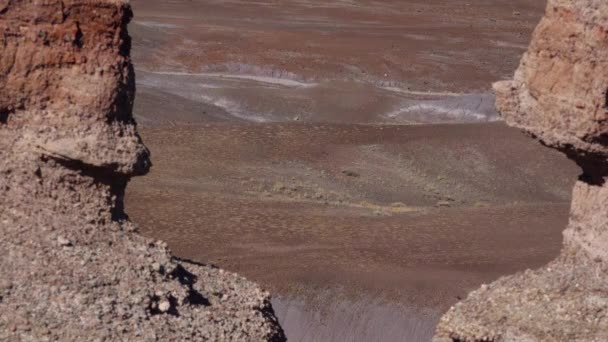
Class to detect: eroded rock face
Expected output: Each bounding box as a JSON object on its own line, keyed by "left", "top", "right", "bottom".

{"left": 434, "top": 1, "right": 608, "bottom": 341}
{"left": 0, "top": 1, "right": 285, "bottom": 340}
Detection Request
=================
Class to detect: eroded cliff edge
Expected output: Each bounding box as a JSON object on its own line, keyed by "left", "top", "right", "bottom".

{"left": 435, "top": 1, "right": 608, "bottom": 341}
{"left": 0, "top": 1, "right": 285, "bottom": 340}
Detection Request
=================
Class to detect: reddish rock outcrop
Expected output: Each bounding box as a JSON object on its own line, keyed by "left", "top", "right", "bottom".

{"left": 0, "top": 1, "right": 284, "bottom": 340}
{"left": 434, "top": 1, "right": 608, "bottom": 341}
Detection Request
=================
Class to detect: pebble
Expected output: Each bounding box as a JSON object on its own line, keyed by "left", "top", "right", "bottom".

{"left": 57, "top": 236, "right": 72, "bottom": 247}
{"left": 158, "top": 301, "right": 171, "bottom": 313}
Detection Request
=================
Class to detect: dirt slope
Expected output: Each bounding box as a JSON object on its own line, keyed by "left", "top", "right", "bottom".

{"left": 126, "top": 121, "right": 577, "bottom": 340}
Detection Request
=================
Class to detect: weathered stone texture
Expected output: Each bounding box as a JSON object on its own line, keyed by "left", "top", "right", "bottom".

{"left": 0, "top": 1, "right": 285, "bottom": 341}
{"left": 495, "top": 0, "right": 608, "bottom": 159}
{"left": 434, "top": 0, "right": 608, "bottom": 341}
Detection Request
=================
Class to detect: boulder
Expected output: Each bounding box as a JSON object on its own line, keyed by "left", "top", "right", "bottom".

{"left": 434, "top": 1, "right": 608, "bottom": 341}
{"left": 0, "top": 1, "right": 285, "bottom": 341}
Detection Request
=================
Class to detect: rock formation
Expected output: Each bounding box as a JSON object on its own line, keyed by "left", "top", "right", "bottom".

{"left": 0, "top": 1, "right": 285, "bottom": 340}
{"left": 435, "top": 0, "right": 608, "bottom": 341}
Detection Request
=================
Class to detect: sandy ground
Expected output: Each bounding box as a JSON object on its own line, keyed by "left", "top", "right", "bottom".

{"left": 122, "top": 1, "right": 577, "bottom": 340}
{"left": 134, "top": 70, "right": 500, "bottom": 125}
{"left": 129, "top": 0, "right": 547, "bottom": 127}
{"left": 130, "top": 0, "right": 545, "bottom": 92}
{"left": 126, "top": 123, "right": 576, "bottom": 341}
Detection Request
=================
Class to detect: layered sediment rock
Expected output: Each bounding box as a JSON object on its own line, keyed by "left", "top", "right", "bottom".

{"left": 0, "top": 1, "right": 285, "bottom": 340}
{"left": 435, "top": 1, "right": 608, "bottom": 341}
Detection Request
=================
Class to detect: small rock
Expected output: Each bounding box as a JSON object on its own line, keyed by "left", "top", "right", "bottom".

{"left": 57, "top": 236, "right": 72, "bottom": 247}
{"left": 158, "top": 301, "right": 171, "bottom": 313}
{"left": 436, "top": 200, "right": 451, "bottom": 207}
{"left": 341, "top": 170, "right": 360, "bottom": 178}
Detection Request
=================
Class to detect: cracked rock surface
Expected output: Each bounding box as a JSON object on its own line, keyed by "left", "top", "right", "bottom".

{"left": 434, "top": 1, "right": 608, "bottom": 341}
{"left": 0, "top": 1, "right": 285, "bottom": 341}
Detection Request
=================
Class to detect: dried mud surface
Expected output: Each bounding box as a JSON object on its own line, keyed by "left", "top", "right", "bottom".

{"left": 129, "top": 0, "right": 547, "bottom": 126}
{"left": 121, "top": 0, "right": 590, "bottom": 340}
{"left": 130, "top": 0, "right": 545, "bottom": 92}
{"left": 126, "top": 122, "right": 577, "bottom": 341}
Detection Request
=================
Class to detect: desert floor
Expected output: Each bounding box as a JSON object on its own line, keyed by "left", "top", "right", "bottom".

{"left": 125, "top": 1, "right": 576, "bottom": 340}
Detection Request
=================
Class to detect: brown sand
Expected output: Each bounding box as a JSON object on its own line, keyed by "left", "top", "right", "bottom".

{"left": 130, "top": 0, "right": 546, "bottom": 92}
{"left": 126, "top": 122, "right": 577, "bottom": 340}
{"left": 121, "top": 1, "right": 582, "bottom": 340}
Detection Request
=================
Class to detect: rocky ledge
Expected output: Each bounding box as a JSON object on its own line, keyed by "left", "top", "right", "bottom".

{"left": 0, "top": 1, "right": 285, "bottom": 340}
{"left": 434, "top": 1, "right": 608, "bottom": 341}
